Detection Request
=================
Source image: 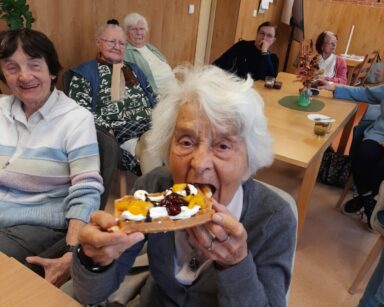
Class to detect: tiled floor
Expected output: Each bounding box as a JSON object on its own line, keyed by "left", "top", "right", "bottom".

{"left": 110, "top": 161, "right": 380, "bottom": 307}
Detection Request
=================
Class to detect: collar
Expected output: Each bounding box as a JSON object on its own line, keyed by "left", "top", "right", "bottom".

{"left": 9, "top": 89, "right": 58, "bottom": 124}
{"left": 226, "top": 185, "right": 244, "bottom": 220}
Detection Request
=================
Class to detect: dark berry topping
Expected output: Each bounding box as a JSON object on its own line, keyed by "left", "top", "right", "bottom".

{"left": 167, "top": 204, "right": 182, "bottom": 216}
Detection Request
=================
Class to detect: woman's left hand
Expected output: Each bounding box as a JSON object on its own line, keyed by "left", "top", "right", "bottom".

{"left": 26, "top": 253, "right": 72, "bottom": 287}
{"left": 187, "top": 201, "right": 248, "bottom": 268}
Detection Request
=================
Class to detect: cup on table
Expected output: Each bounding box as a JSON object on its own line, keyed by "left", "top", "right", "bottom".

{"left": 264, "top": 76, "right": 275, "bottom": 89}
{"left": 314, "top": 119, "right": 332, "bottom": 136}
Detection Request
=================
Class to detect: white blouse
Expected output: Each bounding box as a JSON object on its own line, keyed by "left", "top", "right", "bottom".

{"left": 136, "top": 45, "right": 174, "bottom": 90}
{"left": 319, "top": 54, "right": 336, "bottom": 78}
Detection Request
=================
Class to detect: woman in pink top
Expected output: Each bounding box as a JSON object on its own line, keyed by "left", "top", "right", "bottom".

{"left": 315, "top": 31, "right": 347, "bottom": 84}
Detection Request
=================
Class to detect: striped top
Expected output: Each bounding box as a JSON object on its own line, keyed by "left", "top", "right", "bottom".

{"left": 0, "top": 89, "right": 104, "bottom": 229}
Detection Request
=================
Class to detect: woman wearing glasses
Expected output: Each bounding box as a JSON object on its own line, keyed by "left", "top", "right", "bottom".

{"left": 69, "top": 21, "right": 161, "bottom": 175}
{"left": 315, "top": 31, "right": 347, "bottom": 84}
{"left": 213, "top": 21, "right": 278, "bottom": 81}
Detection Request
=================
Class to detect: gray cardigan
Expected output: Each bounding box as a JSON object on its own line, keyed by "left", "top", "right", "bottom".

{"left": 72, "top": 167, "right": 297, "bottom": 306}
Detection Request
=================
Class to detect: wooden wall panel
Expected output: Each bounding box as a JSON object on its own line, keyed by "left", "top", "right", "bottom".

{"left": 209, "top": 0, "right": 241, "bottom": 63}
{"left": 0, "top": 0, "right": 201, "bottom": 91}
{"left": 286, "top": 0, "right": 384, "bottom": 73}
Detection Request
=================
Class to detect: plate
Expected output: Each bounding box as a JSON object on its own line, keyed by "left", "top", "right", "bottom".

{"left": 307, "top": 114, "right": 332, "bottom": 121}
{"left": 113, "top": 209, "right": 215, "bottom": 233}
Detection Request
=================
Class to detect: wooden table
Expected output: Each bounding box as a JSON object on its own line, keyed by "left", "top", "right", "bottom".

{"left": 0, "top": 252, "right": 81, "bottom": 307}
{"left": 254, "top": 72, "right": 358, "bottom": 238}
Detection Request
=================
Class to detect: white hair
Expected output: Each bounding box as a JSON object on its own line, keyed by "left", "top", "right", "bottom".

{"left": 147, "top": 65, "right": 274, "bottom": 175}
{"left": 95, "top": 23, "right": 124, "bottom": 39}
{"left": 123, "top": 13, "right": 149, "bottom": 32}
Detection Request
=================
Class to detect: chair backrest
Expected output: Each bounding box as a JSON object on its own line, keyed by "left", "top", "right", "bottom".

{"left": 97, "top": 128, "right": 120, "bottom": 210}
{"left": 293, "top": 39, "right": 314, "bottom": 68}
{"left": 371, "top": 181, "right": 384, "bottom": 235}
{"left": 300, "top": 39, "right": 314, "bottom": 55}
{"left": 253, "top": 179, "right": 297, "bottom": 301}
{"left": 351, "top": 51, "right": 379, "bottom": 86}
{"left": 62, "top": 69, "right": 74, "bottom": 96}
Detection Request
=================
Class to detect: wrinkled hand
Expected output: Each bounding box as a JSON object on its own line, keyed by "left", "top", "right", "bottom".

{"left": 26, "top": 253, "right": 72, "bottom": 287}
{"left": 260, "top": 39, "right": 273, "bottom": 53}
{"left": 187, "top": 201, "right": 248, "bottom": 268}
{"left": 79, "top": 211, "right": 145, "bottom": 266}
{"left": 317, "top": 79, "right": 336, "bottom": 91}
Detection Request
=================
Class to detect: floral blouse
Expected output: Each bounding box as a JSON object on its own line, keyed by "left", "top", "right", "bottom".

{"left": 69, "top": 62, "right": 154, "bottom": 131}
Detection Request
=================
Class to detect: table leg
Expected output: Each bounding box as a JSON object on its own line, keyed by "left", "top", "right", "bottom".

{"left": 336, "top": 109, "right": 357, "bottom": 155}
{"left": 296, "top": 150, "right": 324, "bottom": 241}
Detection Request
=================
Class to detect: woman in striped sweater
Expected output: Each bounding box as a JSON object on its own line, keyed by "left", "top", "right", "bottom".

{"left": 0, "top": 29, "right": 103, "bottom": 286}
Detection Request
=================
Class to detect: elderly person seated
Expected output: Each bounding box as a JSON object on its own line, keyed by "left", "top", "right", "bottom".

{"left": 213, "top": 21, "right": 278, "bottom": 81}
{"left": 71, "top": 65, "right": 297, "bottom": 306}
{"left": 0, "top": 29, "right": 103, "bottom": 286}
{"left": 315, "top": 31, "right": 347, "bottom": 84}
{"left": 124, "top": 12, "right": 174, "bottom": 92}
{"left": 69, "top": 21, "right": 160, "bottom": 175}
{"left": 319, "top": 80, "right": 384, "bottom": 230}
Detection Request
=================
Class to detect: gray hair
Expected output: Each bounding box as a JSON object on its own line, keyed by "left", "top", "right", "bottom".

{"left": 123, "top": 13, "right": 149, "bottom": 32}
{"left": 147, "top": 65, "right": 274, "bottom": 175}
{"left": 95, "top": 23, "right": 124, "bottom": 39}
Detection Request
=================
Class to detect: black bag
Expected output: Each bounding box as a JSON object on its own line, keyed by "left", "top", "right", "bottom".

{"left": 318, "top": 147, "right": 351, "bottom": 188}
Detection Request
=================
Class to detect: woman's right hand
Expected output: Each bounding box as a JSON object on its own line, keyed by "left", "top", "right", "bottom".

{"left": 317, "top": 79, "right": 336, "bottom": 92}
{"left": 78, "top": 211, "right": 145, "bottom": 266}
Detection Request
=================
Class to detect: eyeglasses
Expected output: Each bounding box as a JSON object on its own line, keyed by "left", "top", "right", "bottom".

{"left": 258, "top": 31, "right": 274, "bottom": 39}
{"left": 324, "top": 42, "right": 337, "bottom": 47}
{"left": 99, "top": 38, "right": 126, "bottom": 48}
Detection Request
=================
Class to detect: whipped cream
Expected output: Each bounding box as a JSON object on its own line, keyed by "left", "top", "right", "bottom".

{"left": 169, "top": 205, "right": 200, "bottom": 219}
{"left": 149, "top": 207, "right": 168, "bottom": 219}
{"left": 121, "top": 210, "right": 146, "bottom": 221}
{"left": 174, "top": 184, "right": 198, "bottom": 197}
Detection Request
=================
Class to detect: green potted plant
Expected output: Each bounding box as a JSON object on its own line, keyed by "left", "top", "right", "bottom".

{"left": 0, "top": 0, "right": 35, "bottom": 29}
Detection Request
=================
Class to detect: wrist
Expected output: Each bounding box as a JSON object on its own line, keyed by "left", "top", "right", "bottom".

{"left": 76, "top": 245, "right": 114, "bottom": 273}
{"left": 63, "top": 244, "right": 77, "bottom": 254}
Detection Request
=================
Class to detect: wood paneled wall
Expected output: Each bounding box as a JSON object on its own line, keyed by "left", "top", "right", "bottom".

{"left": 286, "top": 0, "right": 384, "bottom": 73}
{"left": 0, "top": 0, "right": 201, "bottom": 92}
{"left": 209, "top": 0, "right": 384, "bottom": 74}
{"left": 0, "top": 0, "right": 383, "bottom": 92}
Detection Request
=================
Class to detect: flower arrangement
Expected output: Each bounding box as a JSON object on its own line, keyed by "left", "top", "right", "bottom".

{"left": 296, "top": 52, "right": 324, "bottom": 107}
{"left": 296, "top": 52, "right": 323, "bottom": 86}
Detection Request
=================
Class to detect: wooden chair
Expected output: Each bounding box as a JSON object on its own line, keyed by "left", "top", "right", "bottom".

{"left": 351, "top": 51, "right": 379, "bottom": 86}
{"left": 301, "top": 39, "right": 314, "bottom": 55}
{"left": 349, "top": 181, "right": 384, "bottom": 294}
{"left": 293, "top": 39, "right": 314, "bottom": 68}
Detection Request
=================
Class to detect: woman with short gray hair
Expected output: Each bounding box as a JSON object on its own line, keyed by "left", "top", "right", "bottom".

{"left": 124, "top": 12, "right": 174, "bottom": 93}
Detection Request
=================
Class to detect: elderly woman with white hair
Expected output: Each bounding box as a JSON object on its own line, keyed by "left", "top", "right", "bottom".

{"left": 124, "top": 12, "right": 174, "bottom": 92}
{"left": 71, "top": 65, "right": 297, "bottom": 306}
